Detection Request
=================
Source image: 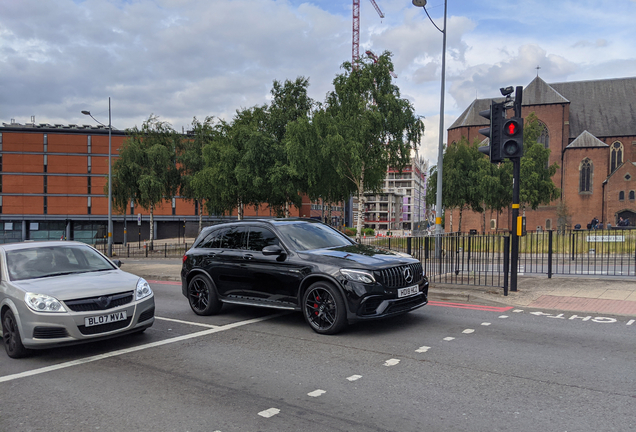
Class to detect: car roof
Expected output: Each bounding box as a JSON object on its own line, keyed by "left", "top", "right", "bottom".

{"left": 0, "top": 241, "right": 90, "bottom": 251}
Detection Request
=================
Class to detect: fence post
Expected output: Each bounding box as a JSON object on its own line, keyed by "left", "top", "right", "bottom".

{"left": 388, "top": 238, "right": 391, "bottom": 250}
{"left": 407, "top": 237, "right": 412, "bottom": 256}
{"left": 164, "top": 243, "right": 167, "bottom": 258}
{"left": 127, "top": 244, "right": 130, "bottom": 258}
{"left": 548, "top": 230, "right": 553, "bottom": 278}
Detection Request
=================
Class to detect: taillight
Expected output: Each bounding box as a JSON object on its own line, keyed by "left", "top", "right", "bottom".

{"left": 182, "top": 254, "right": 188, "bottom": 264}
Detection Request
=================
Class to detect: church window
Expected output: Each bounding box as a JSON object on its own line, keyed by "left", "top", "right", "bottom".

{"left": 619, "top": 191, "right": 625, "bottom": 201}
{"left": 579, "top": 158, "right": 592, "bottom": 193}
{"left": 610, "top": 141, "right": 623, "bottom": 173}
{"left": 630, "top": 191, "right": 635, "bottom": 201}
{"left": 537, "top": 122, "right": 549, "bottom": 149}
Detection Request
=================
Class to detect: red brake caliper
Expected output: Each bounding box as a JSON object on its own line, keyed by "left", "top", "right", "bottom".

{"left": 314, "top": 294, "right": 320, "bottom": 315}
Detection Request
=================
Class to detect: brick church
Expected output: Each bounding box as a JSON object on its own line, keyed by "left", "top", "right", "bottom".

{"left": 446, "top": 75, "right": 636, "bottom": 233}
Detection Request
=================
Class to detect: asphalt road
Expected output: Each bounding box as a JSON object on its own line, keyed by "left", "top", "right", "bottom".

{"left": 1, "top": 281, "right": 634, "bottom": 432}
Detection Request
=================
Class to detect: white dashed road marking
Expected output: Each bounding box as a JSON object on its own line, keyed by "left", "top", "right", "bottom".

{"left": 258, "top": 408, "right": 280, "bottom": 418}
{"left": 481, "top": 322, "right": 491, "bottom": 326}
{"left": 513, "top": 309, "right": 524, "bottom": 313}
{"left": 0, "top": 314, "right": 283, "bottom": 384}
{"left": 415, "top": 346, "right": 431, "bottom": 353}
{"left": 384, "top": 359, "right": 400, "bottom": 366}
{"left": 499, "top": 315, "right": 509, "bottom": 319}
{"left": 443, "top": 337, "right": 455, "bottom": 341}
{"left": 308, "top": 389, "right": 326, "bottom": 397}
{"left": 462, "top": 329, "right": 475, "bottom": 334}
{"left": 347, "top": 375, "right": 362, "bottom": 381}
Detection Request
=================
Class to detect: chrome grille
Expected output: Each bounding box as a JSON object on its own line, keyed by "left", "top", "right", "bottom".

{"left": 64, "top": 291, "right": 134, "bottom": 312}
{"left": 375, "top": 263, "right": 423, "bottom": 288}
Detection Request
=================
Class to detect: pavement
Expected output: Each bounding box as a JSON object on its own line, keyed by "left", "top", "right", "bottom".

{"left": 119, "top": 258, "right": 636, "bottom": 317}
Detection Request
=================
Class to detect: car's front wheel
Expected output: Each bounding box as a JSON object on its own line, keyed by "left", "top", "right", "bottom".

{"left": 187, "top": 274, "right": 222, "bottom": 316}
{"left": 302, "top": 281, "right": 347, "bottom": 335}
{"left": 2, "top": 309, "right": 29, "bottom": 359}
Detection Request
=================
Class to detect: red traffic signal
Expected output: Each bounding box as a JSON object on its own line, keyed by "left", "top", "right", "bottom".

{"left": 504, "top": 120, "right": 519, "bottom": 136}
{"left": 502, "top": 117, "right": 523, "bottom": 158}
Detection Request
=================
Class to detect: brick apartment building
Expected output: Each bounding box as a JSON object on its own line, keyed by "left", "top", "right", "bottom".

{"left": 0, "top": 122, "right": 342, "bottom": 244}
{"left": 446, "top": 76, "right": 636, "bottom": 233}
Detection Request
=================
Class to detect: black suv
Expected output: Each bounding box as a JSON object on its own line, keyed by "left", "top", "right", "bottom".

{"left": 181, "top": 219, "right": 428, "bottom": 334}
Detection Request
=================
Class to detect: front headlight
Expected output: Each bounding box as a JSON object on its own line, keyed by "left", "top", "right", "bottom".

{"left": 136, "top": 278, "right": 153, "bottom": 300}
{"left": 24, "top": 293, "right": 66, "bottom": 313}
{"left": 340, "top": 269, "right": 375, "bottom": 284}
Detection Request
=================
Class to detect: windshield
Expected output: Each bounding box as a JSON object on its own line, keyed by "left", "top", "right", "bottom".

{"left": 6, "top": 245, "right": 115, "bottom": 281}
{"left": 276, "top": 222, "right": 354, "bottom": 251}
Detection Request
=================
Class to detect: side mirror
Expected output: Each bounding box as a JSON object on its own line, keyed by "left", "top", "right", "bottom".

{"left": 112, "top": 259, "right": 122, "bottom": 268}
{"left": 262, "top": 245, "right": 284, "bottom": 256}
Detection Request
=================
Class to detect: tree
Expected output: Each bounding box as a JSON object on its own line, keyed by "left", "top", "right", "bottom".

{"left": 314, "top": 52, "right": 424, "bottom": 241}
{"left": 191, "top": 106, "right": 272, "bottom": 220}
{"left": 178, "top": 116, "right": 216, "bottom": 234}
{"left": 111, "top": 115, "right": 180, "bottom": 250}
{"left": 426, "top": 139, "right": 485, "bottom": 232}
{"left": 264, "top": 77, "right": 313, "bottom": 217}
{"left": 519, "top": 112, "right": 561, "bottom": 210}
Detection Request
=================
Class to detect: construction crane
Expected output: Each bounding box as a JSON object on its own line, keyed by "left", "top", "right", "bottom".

{"left": 352, "top": 0, "right": 384, "bottom": 68}
{"left": 365, "top": 50, "right": 398, "bottom": 78}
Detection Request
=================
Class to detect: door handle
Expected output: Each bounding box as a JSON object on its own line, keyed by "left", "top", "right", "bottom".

{"left": 243, "top": 253, "right": 253, "bottom": 260}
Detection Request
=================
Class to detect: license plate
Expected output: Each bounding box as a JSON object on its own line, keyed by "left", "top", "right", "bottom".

{"left": 85, "top": 311, "right": 127, "bottom": 327}
{"left": 398, "top": 285, "right": 419, "bottom": 298}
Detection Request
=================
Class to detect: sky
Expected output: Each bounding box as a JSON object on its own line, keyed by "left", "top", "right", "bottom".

{"left": 2, "top": 0, "right": 635, "bottom": 165}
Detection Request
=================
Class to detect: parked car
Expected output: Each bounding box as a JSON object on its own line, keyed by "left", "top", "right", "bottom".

{"left": 181, "top": 219, "right": 428, "bottom": 334}
{"left": 1, "top": 241, "right": 155, "bottom": 358}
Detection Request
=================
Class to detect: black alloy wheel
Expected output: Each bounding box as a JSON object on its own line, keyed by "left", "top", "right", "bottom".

{"left": 302, "top": 281, "right": 347, "bottom": 335}
{"left": 2, "top": 309, "right": 28, "bottom": 359}
{"left": 187, "top": 274, "right": 222, "bottom": 316}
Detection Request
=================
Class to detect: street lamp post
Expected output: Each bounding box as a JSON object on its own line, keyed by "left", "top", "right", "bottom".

{"left": 413, "top": 0, "right": 447, "bottom": 250}
{"left": 82, "top": 97, "right": 112, "bottom": 257}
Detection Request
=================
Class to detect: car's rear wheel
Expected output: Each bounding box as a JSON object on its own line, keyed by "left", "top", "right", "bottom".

{"left": 302, "top": 281, "right": 347, "bottom": 335}
{"left": 2, "top": 309, "right": 29, "bottom": 359}
{"left": 188, "top": 274, "right": 222, "bottom": 316}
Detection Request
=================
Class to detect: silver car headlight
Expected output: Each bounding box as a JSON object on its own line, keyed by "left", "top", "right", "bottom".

{"left": 340, "top": 269, "right": 375, "bottom": 284}
{"left": 24, "top": 292, "right": 67, "bottom": 313}
{"left": 136, "top": 278, "right": 153, "bottom": 300}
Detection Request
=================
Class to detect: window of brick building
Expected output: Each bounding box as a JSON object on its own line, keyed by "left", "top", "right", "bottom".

{"left": 579, "top": 158, "right": 592, "bottom": 193}
{"left": 630, "top": 191, "right": 635, "bottom": 201}
{"left": 538, "top": 122, "right": 549, "bottom": 149}
{"left": 610, "top": 141, "right": 623, "bottom": 173}
{"left": 545, "top": 219, "right": 552, "bottom": 230}
{"left": 619, "top": 191, "right": 625, "bottom": 201}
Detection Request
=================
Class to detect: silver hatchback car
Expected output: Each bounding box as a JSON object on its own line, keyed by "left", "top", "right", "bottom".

{"left": 1, "top": 241, "right": 155, "bottom": 358}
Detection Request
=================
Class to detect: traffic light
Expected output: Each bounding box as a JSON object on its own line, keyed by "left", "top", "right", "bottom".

{"left": 502, "top": 117, "right": 524, "bottom": 159}
{"left": 478, "top": 101, "right": 504, "bottom": 163}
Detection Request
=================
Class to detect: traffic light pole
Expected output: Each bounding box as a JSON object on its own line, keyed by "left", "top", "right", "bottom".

{"left": 510, "top": 86, "right": 523, "bottom": 292}
{"left": 511, "top": 157, "right": 520, "bottom": 292}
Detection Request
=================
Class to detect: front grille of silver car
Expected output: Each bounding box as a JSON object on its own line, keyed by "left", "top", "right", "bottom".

{"left": 64, "top": 291, "right": 134, "bottom": 312}
{"left": 375, "top": 263, "right": 423, "bottom": 288}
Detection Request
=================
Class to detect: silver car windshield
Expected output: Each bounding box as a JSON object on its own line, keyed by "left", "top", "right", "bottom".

{"left": 276, "top": 222, "right": 354, "bottom": 251}
{"left": 6, "top": 245, "right": 115, "bottom": 281}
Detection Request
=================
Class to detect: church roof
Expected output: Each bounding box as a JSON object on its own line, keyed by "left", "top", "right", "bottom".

{"left": 449, "top": 76, "right": 636, "bottom": 139}
{"left": 549, "top": 77, "right": 636, "bottom": 139}
{"left": 565, "top": 130, "right": 609, "bottom": 149}
{"left": 522, "top": 76, "right": 569, "bottom": 105}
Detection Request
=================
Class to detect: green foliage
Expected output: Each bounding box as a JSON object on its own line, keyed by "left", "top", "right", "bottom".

{"left": 111, "top": 114, "right": 180, "bottom": 214}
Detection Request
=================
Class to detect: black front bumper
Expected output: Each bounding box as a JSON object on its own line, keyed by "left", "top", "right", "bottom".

{"left": 348, "top": 278, "right": 429, "bottom": 321}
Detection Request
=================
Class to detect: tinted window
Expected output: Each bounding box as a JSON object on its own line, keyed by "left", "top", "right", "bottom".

{"left": 221, "top": 226, "right": 247, "bottom": 250}
{"left": 198, "top": 228, "right": 223, "bottom": 248}
{"left": 247, "top": 227, "right": 280, "bottom": 251}
{"left": 276, "top": 222, "right": 354, "bottom": 251}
